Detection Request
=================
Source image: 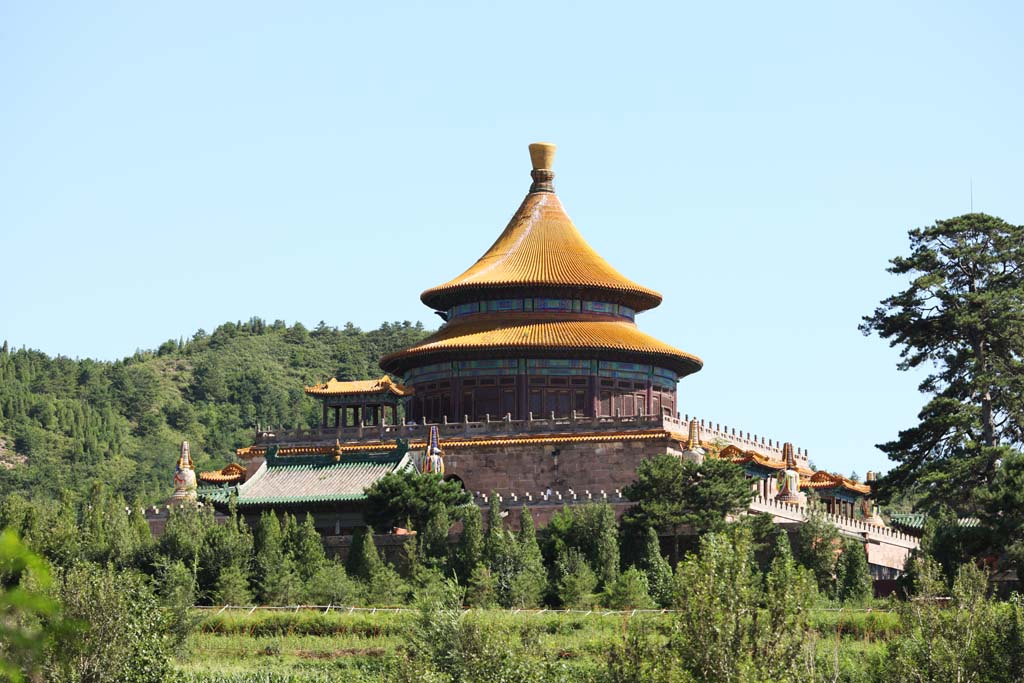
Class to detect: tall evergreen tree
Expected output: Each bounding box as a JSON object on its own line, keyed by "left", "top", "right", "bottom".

{"left": 623, "top": 455, "right": 754, "bottom": 564}
{"left": 509, "top": 507, "right": 547, "bottom": 608}
{"left": 254, "top": 511, "right": 300, "bottom": 604}
{"left": 836, "top": 539, "right": 873, "bottom": 604}
{"left": 290, "top": 514, "right": 326, "bottom": 581}
{"left": 451, "top": 504, "right": 483, "bottom": 582}
{"left": 346, "top": 525, "right": 380, "bottom": 581}
{"left": 861, "top": 213, "right": 1024, "bottom": 509}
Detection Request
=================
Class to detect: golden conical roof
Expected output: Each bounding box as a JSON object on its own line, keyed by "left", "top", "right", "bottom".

{"left": 420, "top": 143, "right": 663, "bottom": 313}
{"left": 379, "top": 313, "right": 702, "bottom": 376}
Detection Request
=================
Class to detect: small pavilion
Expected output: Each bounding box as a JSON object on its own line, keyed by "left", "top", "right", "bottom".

{"left": 304, "top": 376, "right": 413, "bottom": 428}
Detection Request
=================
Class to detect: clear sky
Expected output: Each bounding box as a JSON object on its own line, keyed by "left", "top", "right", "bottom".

{"left": 2, "top": 2, "right": 1022, "bottom": 477}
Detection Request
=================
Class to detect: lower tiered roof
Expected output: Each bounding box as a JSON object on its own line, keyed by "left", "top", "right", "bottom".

{"left": 380, "top": 315, "right": 702, "bottom": 376}
{"left": 200, "top": 449, "right": 413, "bottom": 507}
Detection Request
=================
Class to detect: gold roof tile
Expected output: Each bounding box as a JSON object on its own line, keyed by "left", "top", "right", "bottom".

{"left": 420, "top": 146, "right": 663, "bottom": 313}
{"left": 380, "top": 314, "right": 702, "bottom": 376}
{"left": 304, "top": 375, "right": 412, "bottom": 397}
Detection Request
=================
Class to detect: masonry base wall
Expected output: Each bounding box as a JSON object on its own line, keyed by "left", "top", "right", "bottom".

{"left": 443, "top": 438, "right": 680, "bottom": 499}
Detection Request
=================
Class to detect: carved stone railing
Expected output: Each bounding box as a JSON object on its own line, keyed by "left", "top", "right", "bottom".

{"left": 749, "top": 495, "right": 919, "bottom": 550}
{"left": 252, "top": 412, "right": 805, "bottom": 466}
{"left": 255, "top": 412, "right": 672, "bottom": 447}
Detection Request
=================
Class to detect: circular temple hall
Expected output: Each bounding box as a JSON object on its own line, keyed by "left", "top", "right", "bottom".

{"left": 379, "top": 142, "right": 702, "bottom": 424}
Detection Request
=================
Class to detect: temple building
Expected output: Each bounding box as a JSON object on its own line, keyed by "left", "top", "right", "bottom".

{"left": 193, "top": 142, "right": 917, "bottom": 578}
{"left": 379, "top": 142, "right": 700, "bottom": 424}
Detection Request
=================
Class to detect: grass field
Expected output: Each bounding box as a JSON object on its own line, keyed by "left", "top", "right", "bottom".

{"left": 170, "top": 607, "right": 895, "bottom": 682}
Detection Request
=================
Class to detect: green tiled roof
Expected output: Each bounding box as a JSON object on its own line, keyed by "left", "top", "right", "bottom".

{"left": 199, "top": 452, "right": 414, "bottom": 507}
{"left": 889, "top": 512, "right": 981, "bottom": 530}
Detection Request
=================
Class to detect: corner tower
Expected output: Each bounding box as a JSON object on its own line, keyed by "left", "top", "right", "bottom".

{"left": 381, "top": 143, "right": 702, "bottom": 423}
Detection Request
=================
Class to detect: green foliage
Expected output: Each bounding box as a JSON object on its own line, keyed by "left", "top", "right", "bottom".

{"left": 544, "top": 502, "right": 619, "bottom": 589}
{"left": 464, "top": 564, "right": 497, "bottom": 608}
{"left": 0, "top": 530, "right": 69, "bottom": 683}
{"left": 301, "top": 561, "right": 363, "bottom": 606}
{"left": 623, "top": 455, "right": 754, "bottom": 563}
{"left": 673, "top": 524, "right": 820, "bottom": 683}
{"left": 884, "top": 557, "right": 999, "bottom": 683}
{"left": 364, "top": 471, "right": 469, "bottom": 534}
{"left": 860, "top": 214, "right": 1024, "bottom": 509}
{"left": 44, "top": 563, "right": 174, "bottom": 683}
{"left": 0, "top": 319, "right": 428, "bottom": 503}
{"left": 345, "top": 526, "right": 381, "bottom": 581}
{"left": 980, "top": 452, "right": 1024, "bottom": 577}
{"left": 288, "top": 514, "right": 327, "bottom": 581}
{"left": 364, "top": 563, "right": 411, "bottom": 606}
{"left": 792, "top": 502, "right": 842, "bottom": 598}
{"left": 450, "top": 504, "right": 483, "bottom": 583}
{"left": 633, "top": 526, "right": 674, "bottom": 607}
{"left": 508, "top": 508, "right": 547, "bottom": 608}
{"left": 420, "top": 503, "right": 451, "bottom": 569}
{"left": 552, "top": 547, "right": 598, "bottom": 608}
{"left": 602, "top": 567, "right": 654, "bottom": 610}
{"left": 836, "top": 539, "right": 873, "bottom": 605}
{"left": 254, "top": 512, "right": 302, "bottom": 605}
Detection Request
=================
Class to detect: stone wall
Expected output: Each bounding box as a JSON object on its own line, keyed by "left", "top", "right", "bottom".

{"left": 443, "top": 436, "right": 681, "bottom": 499}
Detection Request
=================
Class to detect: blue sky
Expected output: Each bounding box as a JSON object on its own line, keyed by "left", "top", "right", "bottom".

{"left": 2, "top": 2, "right": 1022, "bottom": 477}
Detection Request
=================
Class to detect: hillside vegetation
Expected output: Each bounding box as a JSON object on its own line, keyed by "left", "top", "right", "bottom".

{"left": 0, "top": 318, "right": 429, "bottom": 502}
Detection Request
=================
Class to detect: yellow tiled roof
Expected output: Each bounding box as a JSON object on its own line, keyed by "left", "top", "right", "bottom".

{"left": 198, "top": 462, "right": 246, "bottom": 484}
{"left": 420, "top": 192, "right": 663, "bottom": 313}
{"left": 304, "top": 375, "right": 412, "bottom": 397}
{"left": 801, "top": 470, "right": 871, "bottom": 494}
{"left": 379, "top": 314, "right": 703, "bottom": 376}
{"left": 728, "top": 447, "right": 814, "bottom": 476}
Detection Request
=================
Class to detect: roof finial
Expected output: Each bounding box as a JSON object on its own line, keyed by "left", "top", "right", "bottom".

{"left": 528, "top": 142, "right": 556, "bottom": 193}
{"left": 782, "top": 442, "right": 796, "bottom": 469}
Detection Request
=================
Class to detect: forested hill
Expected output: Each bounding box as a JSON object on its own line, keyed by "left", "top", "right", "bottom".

{"left": 0, "top": 318, "right": 430, "bottom": 503}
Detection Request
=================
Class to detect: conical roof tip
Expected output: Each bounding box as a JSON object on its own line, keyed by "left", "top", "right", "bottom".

{"left": 529, "top": 142, "right": 556, "bottom": 170}
{"left": 420, "top": 142, "right": 663, "bottom": 312}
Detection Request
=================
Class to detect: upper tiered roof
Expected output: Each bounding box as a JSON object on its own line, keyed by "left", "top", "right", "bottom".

{"left": 419, "top": 143, "right": 663, "bottom": 313}
{"left": 382, "top": 143, "right": 702, "bottom": 378}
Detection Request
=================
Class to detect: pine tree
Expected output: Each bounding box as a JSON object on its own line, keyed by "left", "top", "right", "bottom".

{"left": 508, "top": 507, "right": 547, "bottom": 608}
{"left": 793, "top": 502, "right": 842, "bottom": 599}
{"left": 861, "top": 214, "right": 1024, "bottom": 508}
{"left": 451, "top": 504, "right": 483, "bottom": 583}
{"left": 290, "top": 514, "right": 326, "bottom": 581}
{"left": 837, "top": 539, "right": 873, "bottom": 604}
{"left": 346, "top": 525, "right": 380, "bottom": 581}
{"left": 554, "top": 547, "right": 598, "bottom": 608}
{"left": 635, "top": 527, "right": 674, "bottom": 607}
{"left": 483, "top": 494, "right": 507, "bottom": 568}
{"left": 420, "top": 503, "right": 451, "bottom": 569}
{"left": 254, "top": 511, "right": 301, "bottom": 605}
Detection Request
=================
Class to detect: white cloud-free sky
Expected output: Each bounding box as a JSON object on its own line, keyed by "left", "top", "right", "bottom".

{"left": 2, "top": 1, "right": 1021, "bottom": 476}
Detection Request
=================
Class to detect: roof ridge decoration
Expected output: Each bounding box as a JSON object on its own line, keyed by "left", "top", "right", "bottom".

{"left": 305, "top": 375, "right": 412, "bottom": 397}
{"left": 418, "top": 142, "right": 664, "bottom": 313}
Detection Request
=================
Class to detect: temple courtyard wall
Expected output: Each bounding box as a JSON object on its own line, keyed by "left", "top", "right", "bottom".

{"left": 443, "top": 438, "right": 681, "bottom": 500}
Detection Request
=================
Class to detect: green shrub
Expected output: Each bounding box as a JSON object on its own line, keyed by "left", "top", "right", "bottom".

{"left": 44, "top": 563, "right": 173, "bottom": 683}
{"left": 302, "top": 561, "right": 364, "bottom": 606}
{"left": 602, "top": 568, "right": 654, "bottom": 609}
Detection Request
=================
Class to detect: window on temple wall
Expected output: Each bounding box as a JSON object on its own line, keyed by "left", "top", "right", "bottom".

{"left": 624, "top": 395, "right": 635, "bottom": 417}
{"left": 501, "top": 389, "right": 516, "bottom": 418}
{"left": 462, "top": 392, "right": 474, "bottom": 420}
{"left": 476, "top": 387, "right": 499, "bottom": 419}
{"left": 574, "top": 390, "right": 587, "bottom": 415}
{"left": 600, "top": 391, "right": 611, "bottom": 416}
{"left": 652, "top": 394, "right": 661, "bottom": 416}
{"left": 529, "top": 389, "right": 542, "bottom": 416}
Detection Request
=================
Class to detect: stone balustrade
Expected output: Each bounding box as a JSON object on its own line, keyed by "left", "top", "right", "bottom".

{"left": 253, "top": 412, "right": 806, "bottom": 466}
